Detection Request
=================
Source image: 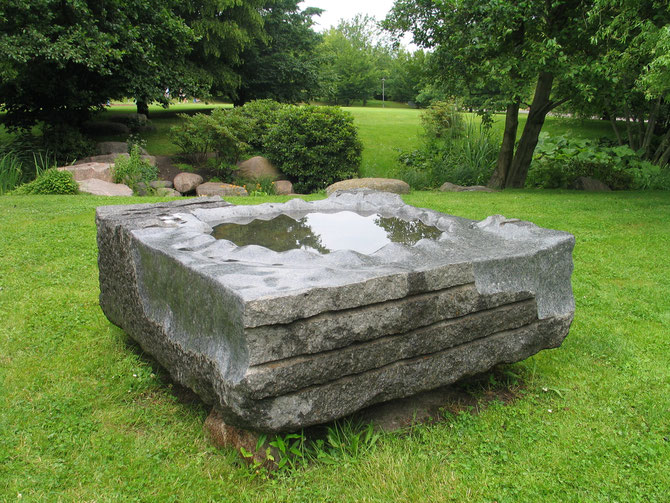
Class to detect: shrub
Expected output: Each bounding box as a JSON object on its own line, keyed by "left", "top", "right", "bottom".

{"left": 263, "top": 105, "right": 362, "bottom": 193}
{"left": 171, "top": 110, "right": 250, "bottom": 166}
{"left": 421, "top": 101, "right": 464, "bottom": 139}
{"left": 396, "top": 118, "right": 499, "bottom": 189}
{"left": 40, "top": 124, "right": 94, "bottom": 164}
{"left": 526, "top": 134, "right": 670, "bottom": 190}
{"left": 226, "top": 100, "right": 286, "bottom": 151}
{"left": 111, "top": 145, "right": 157, "bottom": 192}
{"left": 12, "top": 168, "right": 79, "bottom": 195}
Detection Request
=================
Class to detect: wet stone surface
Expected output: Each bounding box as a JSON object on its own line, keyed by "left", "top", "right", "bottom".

{"left": 96, "top": 190, "right": 575, "bottom": 432}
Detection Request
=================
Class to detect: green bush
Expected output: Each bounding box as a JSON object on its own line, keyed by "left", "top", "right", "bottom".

{"left": 171, "top": 110, "right": 250, "bottom": 166}
{"left": 526, "top": 134, "right": 670, "bottom": 190}
{"left": 421, "top": 101, "right": 464, "bottom": 139}
{"left": 396, "top": 119, "right": 499, "bottom": 189}
{"left": 41, "top": 124, "right": 94, "bottom": 164}
{"left": 226, "top": 100, "right": 286, "bottom": 152}
{"left": 12, "top": 168, "right": 79, "bottom": 195}
{"left": 263, "top": 105, "right": 362, "bottom": 193}
{"left": 111, "top": 145, "right": 157, "bottom": 192}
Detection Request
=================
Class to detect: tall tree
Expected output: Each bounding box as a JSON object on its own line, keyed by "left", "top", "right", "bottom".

{"left": 318, "top": 15, "right": 380, "bottom": 105}
{"left": 386, "top": 0, "right": 598, "bottom": 188}
{"left": 0, "top": 0, "right": 271, "bottom": 127}
{"left": 0, "top": 0, "right": 195, "bottom": 128}
{"left": 231, "top": 0, "right": 323, "bottom": 106}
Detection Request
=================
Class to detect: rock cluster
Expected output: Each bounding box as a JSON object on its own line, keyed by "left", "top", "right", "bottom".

{"left": 97, "top": 190, "right": 575, "bottom": 433}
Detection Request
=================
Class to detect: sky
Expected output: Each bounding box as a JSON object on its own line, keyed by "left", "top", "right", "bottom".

{"left": 298, "top": 0, "right": 397, "bottom": 32}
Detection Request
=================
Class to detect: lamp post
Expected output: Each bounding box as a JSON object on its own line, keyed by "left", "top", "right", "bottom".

{"left": 382, "top": 78, "right": 386, "bottom": 108}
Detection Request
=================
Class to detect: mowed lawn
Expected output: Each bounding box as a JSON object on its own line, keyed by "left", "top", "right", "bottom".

{"left": 1, "top": 190, "right": 668, "bottom": 501}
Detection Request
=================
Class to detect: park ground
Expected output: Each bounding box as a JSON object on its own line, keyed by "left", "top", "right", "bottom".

{"left": 0, "top": 105, "right": 668, "bottom": 501}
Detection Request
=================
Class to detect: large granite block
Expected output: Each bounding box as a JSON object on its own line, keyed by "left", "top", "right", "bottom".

{"left": 96, "top": 191, "right": 575, "bottom": 432}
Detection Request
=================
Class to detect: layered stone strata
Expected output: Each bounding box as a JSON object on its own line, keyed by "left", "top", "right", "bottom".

{"left": 96, "top": 191, "right": 575, "bottom": 432}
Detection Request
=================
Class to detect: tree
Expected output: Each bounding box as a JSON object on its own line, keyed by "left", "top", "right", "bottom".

{"left": 385, "top": 0, "right": 598, "bottom": 188}
{"left": 318, "top": 15, "right": 380, "bottom": 105}
{"left": 570, "top": 0, "right": 670, "bottom": 166}
{"left": 0, "top": 0, "right": 196, "bottom": 129}
{"left": 0, "top": 0, "right": 271, "bottom": 128}
{"left": 231, "top": 0, "right": 323, "bottom": 106}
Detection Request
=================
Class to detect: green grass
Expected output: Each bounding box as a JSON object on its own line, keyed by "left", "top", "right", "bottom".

{"left": 1, "top": 190, "right": 668, "bottom": 501}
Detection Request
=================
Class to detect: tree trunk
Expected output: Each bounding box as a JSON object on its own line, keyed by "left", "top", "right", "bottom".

{"left": 608, "top": 109, "right": 624, "bottom": 146}
{"left": 136, "top": 100, "right": 149, "bottom": 117}
{"left": 488, "top": 100, "right": 520, "bottom": 189}
{"left": 505, "top": 72, "right": 555, "bottom": 188}
{"left": 641, "top": 97, "right": 661, "bottom": 159}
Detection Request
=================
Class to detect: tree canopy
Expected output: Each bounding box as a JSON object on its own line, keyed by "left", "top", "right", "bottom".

{"left": 232, "top": 0, "right": 323, "bottom": 106}
{"left": 386, "top": 0, "right": 601, "bottom": 188}
{"left": 0, "top": 0, "right": 270, "bottom": 128}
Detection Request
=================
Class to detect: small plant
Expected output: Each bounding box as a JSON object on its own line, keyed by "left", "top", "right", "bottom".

{"left": 111, "top": 144, "right": 157, "bottom": 192}
{"left": 126, "top": 133, "right": 147, "bottom": 154}
{"left": 421, "top": 101, "right": 464, "bottom": 139}
{"left": 12, "top": 168, "right": 79, "bottom": 195}
{"left": 526, "top": 134, "right": 670, "bottom": 190}
{"left": 0, "top": 153, "right": 23, "bottom": 194}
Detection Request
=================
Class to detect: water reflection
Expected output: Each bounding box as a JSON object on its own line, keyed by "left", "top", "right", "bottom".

{"left": 212, "top": 211, "right": 443, "bottom": 254}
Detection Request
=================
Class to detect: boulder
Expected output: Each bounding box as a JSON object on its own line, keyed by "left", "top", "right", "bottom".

{"left": 236, "top": 156, "right": 281, "bottom": 181}
{"left": 78, "top": 178, "right": 132, "bottom": 196}
{"left": 156, "top": 187, "right": 181, "bottom": 197}
{"left": 196, "top": 182, "right": 248, "bottom": 197}
{"left": 440, "top": 182, "right": 495, "bottom": 193}
{"left": 326, "top": 178, "right": 410, "bottom": 196}
{"left": 571, "top": 176, "right": 611, "bottom": 191}
{"left": 95, "top": 142, "right": 148, "bottom": 156}
{"left": 57, "top": 163, "right": 113, "bottom": 183}
{"left": 174, "top": 173, "right": 204, "bottom": 193}
{"left": 76, "top": 153, "right": 156, "bottom": 166}
{"left": 273, "top": 180, "right": 293, "bottom": 195}
{"left": 83, "top": 122, "right": 130, "bottom": 135}
{"left": 96, "top": 192, "right": 575, "bottom": 432}
{"left": 150, "top": 180, "right": 173, "bottom": 189}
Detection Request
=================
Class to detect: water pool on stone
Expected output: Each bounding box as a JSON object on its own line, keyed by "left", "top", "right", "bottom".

{"left": 211, "top": 210, "right": 444, "bottom": 254}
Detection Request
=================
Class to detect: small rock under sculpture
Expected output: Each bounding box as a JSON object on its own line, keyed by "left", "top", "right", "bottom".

{"left": 96, "top": 190, "right": 575, "bottom": 433}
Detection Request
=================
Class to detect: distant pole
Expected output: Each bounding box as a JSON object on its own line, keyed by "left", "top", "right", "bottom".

{"left": 382, "top": 78, "right": 386, "bottom": 108}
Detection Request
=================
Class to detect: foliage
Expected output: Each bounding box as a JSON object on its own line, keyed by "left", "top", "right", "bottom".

{"left": 0, "top": 153, "right": 23, "bottom": 195}
{"left": 385, "top": 0, "right": 601, "bottom": 188}
{"left": 0, "top": 0, "right": 196, "bottom": 130}
{"left": 225, "top": 100, "right": 287, "bottom": 152}
{"left": 170, "top": 110, "right": 250, "bottom": 166}
{"left": 420, "top": 101, "right": 464, "bottom": 139}
{"left": 263, "top": 105, "right": 363, "bottom": 193}
{"left": 396, "top": 108, "right": 499, "bottom": 189}
{"left": 527, "top": 134, "right": 670, "bottom": 190}
{"left": 237, "top": 176, "right": 278, "bottom": 197}
{"left": 569, "top": 1, "right": 670, "bottom": 167}
{"left": 317, "top": 16, "right": 381, "bottom": 105}
{"left": 111, "top": 145, "right": 157, "bottom": 191}
{"left": 11, "top": 168, "right": 78, "bottom": 195}
{"left": 232, "top": 0, "right": 323, "bottom": 105}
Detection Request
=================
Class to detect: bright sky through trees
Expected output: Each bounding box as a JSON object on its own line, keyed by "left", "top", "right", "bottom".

{"left": 299, "top": 0, "right": 396, "bottom": 31}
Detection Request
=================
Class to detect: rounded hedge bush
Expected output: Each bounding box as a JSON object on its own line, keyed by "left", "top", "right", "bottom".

{"left": 263, "top": 105, "right": 362, "bottom": 193}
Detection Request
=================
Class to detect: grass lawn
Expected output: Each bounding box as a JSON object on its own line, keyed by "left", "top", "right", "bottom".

{"left": 89, "top": 104, "right": 617, "bottom": 179}
{"left": 1, "top": 190, "right": 668, "bottom": 501}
